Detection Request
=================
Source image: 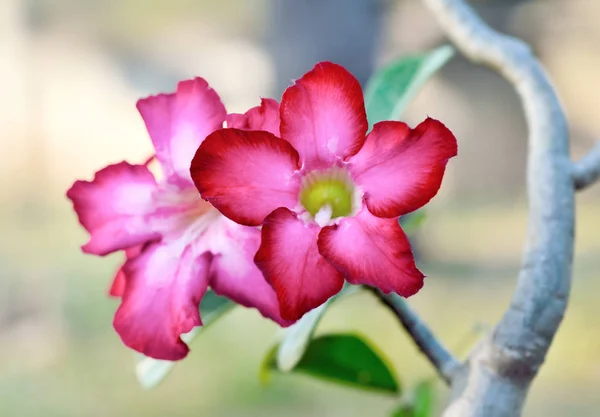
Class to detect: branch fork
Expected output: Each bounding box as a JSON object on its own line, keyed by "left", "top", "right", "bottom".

{"left": 380, "top": 0, "right": 580, "bottom": 415}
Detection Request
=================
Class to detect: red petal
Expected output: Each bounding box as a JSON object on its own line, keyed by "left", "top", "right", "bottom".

{"left": 109, "top": 245, "right": 144, "bottom": 297}
{"left": 348, "top": 118, "right": 457, "bottom": 218}
{"left": 137, "top": 78, "right": 227, "bottom": 187}
{"left": 254, "top": 208, "right": 344, "bottom": 321}
{"left": 191, "top": 128, "right": 301, "bottom": 226}
{"left": 280, "top": 62, "right": 368, "bottom": 169}
{"left": 208, "top": 218, "right": 293, "bottom": 326}
{"left": 226, "top": 98, "right": 280, "bottom": 136}
{"left": 318, "top": 209, "right": 424, "bottom": 296}
{"left": 113, "top": 243, "right": 211, "bottom": 360}
{"left": 66, "top": 162, "right": 162, "bottom": 256}
{"left": 110, "top": 268, "right": 127, "bottom": 298}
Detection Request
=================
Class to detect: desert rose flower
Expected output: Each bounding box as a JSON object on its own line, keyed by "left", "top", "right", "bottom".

{"left": 191, "top": 62, "right": 458, "bottom": 321}
{"left": 67, "top": 79, "right": 290, "bottom": 360}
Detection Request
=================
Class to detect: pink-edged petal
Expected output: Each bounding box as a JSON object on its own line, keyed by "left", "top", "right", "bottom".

{"left": 226, "top": 98, "right": 280, "bottom": 136}
{"left": 254, "top": 207, "right": 344, "bottom": 321}
{"left": 191, "top": 128, "right": 301, "bottom": 226}
{"left": 109, "top": 245, "right": 144, "bottom": 297}
{"left": 114, "top": 242, "right": 211, "bottom": 360}
{"left": 67, "top": 162, "right": 162, "bottom": 256}
{"left": 280, "top": 61, "right": 368, "bottom": 169}
{"left": 208, "top": 217, "right": 293, "bottom": 326}
{"left": 318, "top": 208, "right": 424, "bottom": 296}
{"left": 137, "top": 78, "right": 227, "bottom": 186}
{"left": 348, "top": 119, "right": 458, "bottom": 218}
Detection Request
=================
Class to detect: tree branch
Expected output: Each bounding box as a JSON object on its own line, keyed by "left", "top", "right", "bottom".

{"left": 373, "top": 290, "right": 459, "bottom": 385}
{"left": 573, "top": 142, "right": 600, "bottom": 190}
{"left": 421, "top": 1, "right": 575, "bottom": 416}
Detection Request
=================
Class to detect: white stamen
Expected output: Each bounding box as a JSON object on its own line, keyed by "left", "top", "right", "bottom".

{"left": 314, "top": 205, "right": 333, "bottom": 227}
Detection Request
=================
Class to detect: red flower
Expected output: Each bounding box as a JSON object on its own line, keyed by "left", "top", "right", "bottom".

{"left": 191, "top": 62, "right": 458, "bottom": 321}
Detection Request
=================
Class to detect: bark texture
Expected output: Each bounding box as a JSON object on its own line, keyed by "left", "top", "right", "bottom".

{"left": 573, "top": 142, "right": 600, "bottom": 190}
{"left": 420, "top": 1, "right": 575, "bottom": 416}
{"left": 373, "top": 290, "right": 459, "bottom": 385}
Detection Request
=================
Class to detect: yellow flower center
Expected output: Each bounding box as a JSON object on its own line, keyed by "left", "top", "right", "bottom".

{"left": 299, "top": 168, "right": 355, "bottom": 220}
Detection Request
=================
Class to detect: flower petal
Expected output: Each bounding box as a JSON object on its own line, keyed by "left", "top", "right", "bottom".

{"left": 110, "top": 267, "right": 127, "bottom": 298}
{"left": 109, "top": 245, "right": 144, "bottom": 297}
{"left": 113, "top": 242, "right": 211, "bottom": 360}
{"left": 280, "top": 62, "right": 368, "bottom": 168}
{"left": 318, "top": 208, "right": 424, "bottom": 296}
{"left": 226, "top": 98, "right": 280, "bottom": 136}
{"left": 137, "top": 78, "right": 227, "bottom": 186}
{"left": 208, "top": 217, "right": 293, "bottom": 326}
{"left": 348, "top": 119, "right": 457, "bottom": 218}
{"left": 67, "top": 162, "right": 162, "bottom": 256}
{"left": 191, "top": 128, "right": 301, "bottom": 226}
{"left": 254, "top": 208, "right": 344, "bottom": 321}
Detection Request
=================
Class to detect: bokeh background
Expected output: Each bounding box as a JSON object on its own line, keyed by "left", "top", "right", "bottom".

{"left": 1, "top": 0, "right": 599, "bottom": 416}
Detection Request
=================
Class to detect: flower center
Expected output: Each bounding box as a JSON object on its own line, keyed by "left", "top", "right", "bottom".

{"left": 299, "top": 168, "right": 355, "bottom": 221}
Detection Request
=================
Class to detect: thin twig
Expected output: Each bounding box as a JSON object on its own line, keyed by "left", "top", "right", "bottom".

{"left": 573, "top": 142, "right": 600, "bottom": 190}
{"left": 372, "top": 289, "right": 459, "bottom": 385}
{"left": 422, "top": 0, "right": 574, "bottom": 416}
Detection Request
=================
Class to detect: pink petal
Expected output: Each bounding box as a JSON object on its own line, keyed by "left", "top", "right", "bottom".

{"left": 208, "top": 218, "right": 293, "bottom": 326}
{"left": 280, "top": 61, "right": 368, "bottom": 169}
{"left": 67, "top": 162, "right": 162, "bottom": 256}
{"left": 348, "top": 119, "right": 458, "bottom": 218}
{"left": 109, "top": 245, "right": 144, "bottom": 298}
{"left": 110, "top": 267, "right": 127, "bottom": 298}
{"left": 113, "top": 242, "right": 211, "bottom": 360}
{"left": 191, "top": 128, "right": 301, "bottom": 226}
{"left": 137, "top": 78, "right": 227, "bottom": 186}
{"left": 318, "top": 208, "right": 424, "bottom": 296}
{"left": 226, "top": 98, "right": 280, "bottom": 136}
{"left": 254, "top": 208, "right": 344, "bottom": 321}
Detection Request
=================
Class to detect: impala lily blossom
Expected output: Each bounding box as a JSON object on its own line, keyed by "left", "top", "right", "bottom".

{"left": 67, "top": 78, "right": 290, "bottom": 360}
{"left": 191, "top": 62, "right": 458, "bottom": 321}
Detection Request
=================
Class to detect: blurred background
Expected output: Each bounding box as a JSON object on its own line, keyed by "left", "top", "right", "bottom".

{"left": 1, "top": 0, "right": 599, "bottom": 415}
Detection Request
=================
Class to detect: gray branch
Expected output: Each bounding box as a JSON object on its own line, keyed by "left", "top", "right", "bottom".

{"left": 573, "top": 142, "right": 600, "bottom": 190}
{"left": 422, "top": 1, "right": 574, "bottom": 416}
{"left": 374, "top": 290, "right": 459, "bottom": 384}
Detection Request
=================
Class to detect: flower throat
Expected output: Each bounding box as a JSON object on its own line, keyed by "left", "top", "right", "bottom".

{"left": 299, "top": 168, "right": 355, "bottom": 220}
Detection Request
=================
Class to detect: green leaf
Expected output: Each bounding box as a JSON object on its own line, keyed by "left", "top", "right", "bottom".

{"left": 399, "top": 211, "right": 427, "bottom": 236}
{"left": 260, "top": 344, "right": 279, "bottom": 386}
{"left": 364, "top": 45, "right": 455, "bottom": 128}
{"left": 413, "top": 381, "right": 435, "bottom": 417}
{"left": 390, "top": 381, "right": 435, "bottom": 417}
{"left": 276, "top": 283, "right": 360, "bottom": 372}
{"left": 135, "top": 290, "right": 236, "bottom": 389}
{"left": 198, "top": 289, "right": 235, "bottom": 321}
{"left": 391, "top": 405, "right": 414, "bottom": 417}
{"left": 263, "top": 333, "right": 400, "bottom": 394}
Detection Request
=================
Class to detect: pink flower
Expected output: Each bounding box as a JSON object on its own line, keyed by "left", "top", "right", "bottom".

{"left": 67, "top": 78, "right": 291, "bottom": 360}
{"left": 191, "top": 62, "right": 458, "bottom": 321}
